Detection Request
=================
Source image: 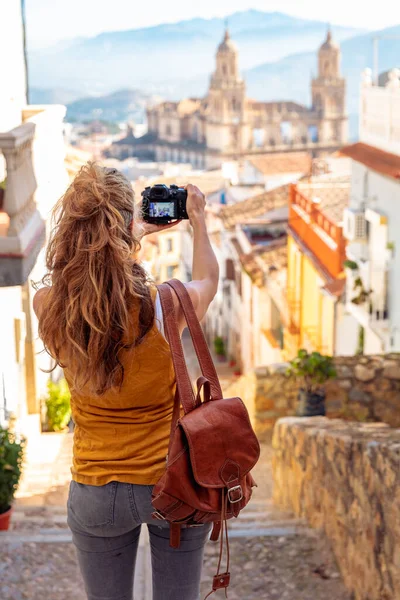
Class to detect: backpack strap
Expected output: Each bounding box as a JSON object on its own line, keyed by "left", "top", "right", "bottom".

{"left": 157, "top": 283, "right": 197, "bottom": 414}
{"left": 166, "top": 279, "right": 223, "bottom": 401}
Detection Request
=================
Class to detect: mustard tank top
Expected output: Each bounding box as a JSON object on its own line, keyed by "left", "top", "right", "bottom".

{"left": 64, "top": 287, "right": 176, "bottom": 486}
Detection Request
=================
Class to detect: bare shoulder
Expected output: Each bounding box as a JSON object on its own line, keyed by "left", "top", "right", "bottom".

{"left": 163, "top": 281, "right": 200, "bottom": 312}
{"left": 33, "top": 287, "right": 50, "bottom": 318}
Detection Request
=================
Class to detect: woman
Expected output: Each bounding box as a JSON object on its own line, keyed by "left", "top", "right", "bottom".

{"left": 33, "top": 163, "right": 219, "bottom": 600}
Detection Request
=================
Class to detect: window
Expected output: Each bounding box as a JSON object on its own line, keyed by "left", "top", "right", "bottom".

{"left": 252, "top": 128, "right": 265, "bottom": 148}
{"left": 226, "top": 259, "right": 235, "bottom": 281}
{"left": 280, "top": 121, "right": 292, "bottom": 143}
{"left": 167, "top": 265, "right": 176, "bottom": 279}
{"left": 166, "top": 238, "right": 173, "bottom": 253}
{"left": 165, "top": 124, "right": 172, "bottom": 136}
{"left": 313, "top": 94, "right": 322, "bottom": 112}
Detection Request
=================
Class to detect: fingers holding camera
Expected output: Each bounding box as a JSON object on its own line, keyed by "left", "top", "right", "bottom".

{"left": 185, "top": 184, "right": 206, "bottom": 224}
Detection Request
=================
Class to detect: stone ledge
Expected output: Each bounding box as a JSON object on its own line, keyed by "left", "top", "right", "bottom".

{"left": 225, "top": 355, "right": 400, "bottom": 437}
{"left": 272, "top": 417, "right": 400, "bottom": 600}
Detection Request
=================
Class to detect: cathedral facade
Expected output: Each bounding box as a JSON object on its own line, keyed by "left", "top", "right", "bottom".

{"left": 115, "top": 29, "right": 348, "bottom": 169}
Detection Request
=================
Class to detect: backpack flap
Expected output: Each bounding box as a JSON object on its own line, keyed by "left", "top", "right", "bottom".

{"left": 180, "top": 397, "right": 260, "bottom": 489}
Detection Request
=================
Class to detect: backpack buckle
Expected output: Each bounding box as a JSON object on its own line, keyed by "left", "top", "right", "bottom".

{"left": 152, "top": 510, "right": 166, "bottom": 520}
{"left": 227, "top": 485, "right": 243, "bottom": 503}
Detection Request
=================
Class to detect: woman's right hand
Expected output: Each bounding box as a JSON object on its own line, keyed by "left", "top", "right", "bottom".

{"left": 185, "top": 184, "right": 206, "bottom": 224}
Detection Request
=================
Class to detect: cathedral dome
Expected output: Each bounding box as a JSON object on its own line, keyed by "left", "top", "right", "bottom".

{"left": 320, "top": 28, "right": 339, "bottom": 51}
{"left": 217, "top": 28, "right": 237, "bottom": 54}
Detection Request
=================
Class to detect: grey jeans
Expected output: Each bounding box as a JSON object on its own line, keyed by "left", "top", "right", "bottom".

{"left": 67, "top": 481, "right": 211, "bottom": 600}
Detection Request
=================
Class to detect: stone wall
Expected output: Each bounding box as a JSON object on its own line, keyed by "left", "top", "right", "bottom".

{"left": 272, "top": 417, "right": 400, "bottom": 600}
{"left": 225, "top": 355, "right": 400, "bottom": 439}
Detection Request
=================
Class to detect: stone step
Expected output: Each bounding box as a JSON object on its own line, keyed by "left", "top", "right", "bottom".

{"left": 228, "top": 517, "right": 307, "bottom": 530}
{"left": 11, "top": 512, "right": 68, "bottom": 524}
{"left": 1, "top": 519, "right": 310, "bottom": 545}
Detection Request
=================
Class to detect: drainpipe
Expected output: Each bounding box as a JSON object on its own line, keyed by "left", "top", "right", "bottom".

{"left": 20, "top": 0, "right": 30, "bottom": 104}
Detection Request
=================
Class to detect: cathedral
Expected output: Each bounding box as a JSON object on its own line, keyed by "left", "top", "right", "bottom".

{"left": 113, "top": 28, "right": 348, "bottom": 169}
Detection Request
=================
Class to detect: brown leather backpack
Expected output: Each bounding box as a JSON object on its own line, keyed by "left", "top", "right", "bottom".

{"left": 153, "top": 280, "right": 260, "bottom": 598}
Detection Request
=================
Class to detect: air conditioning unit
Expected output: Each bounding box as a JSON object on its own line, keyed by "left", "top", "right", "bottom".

{"left": 343, "top": 208, "right": 367, "bottom": 241}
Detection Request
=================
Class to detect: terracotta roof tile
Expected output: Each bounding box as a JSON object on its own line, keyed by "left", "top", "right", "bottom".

{"left": 297, "top": 177, "right": 350, "bottom": 224}
{"left": 339, "top": 142, "right": 400, "bottom": 180}
{"left": 247, "top": 152, "right": 312, "bottom": 176}
{"left": 322, "top": 278, "right": 346, "bottom": 298}
{"left": 230, "top": 237, "right": 287, "bottom": 287}
{"left": 220, "top": 184, "right": 289, "bottom": 229}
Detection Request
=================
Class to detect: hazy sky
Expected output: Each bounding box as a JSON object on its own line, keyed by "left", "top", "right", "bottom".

{"left": 26, "top": 0, "right": 400, "bottom": 48}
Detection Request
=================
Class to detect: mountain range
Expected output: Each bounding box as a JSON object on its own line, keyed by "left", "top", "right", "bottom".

{"left": 29, "top": 11, "right": 360, "bottom": 96}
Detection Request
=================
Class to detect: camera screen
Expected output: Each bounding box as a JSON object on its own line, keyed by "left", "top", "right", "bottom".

{"left": 149, "top": 202, "right": 176, "bottom": 218}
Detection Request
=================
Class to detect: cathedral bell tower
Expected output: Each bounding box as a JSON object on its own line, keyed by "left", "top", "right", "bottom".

{"left": 311, "top": 28, "right": 348, "bottom": 144}
{"left": 205, "top": 28, "right": 249, "bottom": 155}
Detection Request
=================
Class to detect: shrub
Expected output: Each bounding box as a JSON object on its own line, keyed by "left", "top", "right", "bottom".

{"left": 213, "top": 336, "right": 226, "bottom": 356}
{"left": 286, "top": 348, "right": 336, "bottom": 394}
{"left": 44, "top": 379, "right": 71, "bottom": 432}
{"left": 0, "top": 426, "right": 25, "bottom": 514}
{"left": 343, "top": 259, "right": 358, "bottom": 270}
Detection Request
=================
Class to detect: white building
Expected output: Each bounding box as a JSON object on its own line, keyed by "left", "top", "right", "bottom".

{"left": 341, "top": 68, "right": 400, "bottom": 354}
{"left": 0, "top": 1, "right": 69, "bottom": 432}
{"left": 205, "top": 185, "right": 289, "bottom": 372}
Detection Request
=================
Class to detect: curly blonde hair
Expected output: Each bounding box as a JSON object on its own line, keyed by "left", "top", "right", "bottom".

{"left": 37, "top": 162, "right": 154, "bottom": 395}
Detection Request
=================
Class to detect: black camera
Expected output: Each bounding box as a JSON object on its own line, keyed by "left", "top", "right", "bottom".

{"left": 141, "top": 184, "right": 188, "bottom": 223}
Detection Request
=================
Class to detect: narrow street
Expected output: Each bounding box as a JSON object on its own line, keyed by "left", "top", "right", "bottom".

{"left": 0, "top": 341, "right": 350, "bottom": 599}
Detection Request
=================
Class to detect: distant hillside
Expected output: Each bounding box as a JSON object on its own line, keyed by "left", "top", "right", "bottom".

{"left": 66, "top": 89, "right": 158, "bottom": 122}
{"left": 28, "top": 10, "right": 360, "bottom": 96}
{"left": 30, "top": 87, "right": 81, "bottom": 105}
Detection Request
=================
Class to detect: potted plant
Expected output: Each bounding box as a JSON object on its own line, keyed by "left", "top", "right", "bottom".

{"left": 213, "top": 336, "right": 226, "bottom": 362}
{"left": 286, "top": 349, "right": 336, "bottom": 417}
{"left": 0, "top": 425, "right": 25, "bottom": 530}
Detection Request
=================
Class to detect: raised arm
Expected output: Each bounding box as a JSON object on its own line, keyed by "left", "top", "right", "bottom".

{"left": 180, "top": 184, "right": 219, "bottom": 325}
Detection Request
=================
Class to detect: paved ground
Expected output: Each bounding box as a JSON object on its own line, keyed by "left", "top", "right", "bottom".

{"left": 0, "top": 348, "right": 351, "bottom": 600}
{"left": 0, "top": 438, "right": 350, "bottom": 600}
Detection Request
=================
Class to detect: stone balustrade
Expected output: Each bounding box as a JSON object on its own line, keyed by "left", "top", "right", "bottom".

{"left": 225, "top": 354, "right": 400, "bottom": 439}
{"left": 0, "top": 120, "right": 45, "bottom": 286}
{"left": 0, "top": 104, "right": 68, "bottom": 287}
{"left": 272, "top": 417, "right": 400, "bottom": 600}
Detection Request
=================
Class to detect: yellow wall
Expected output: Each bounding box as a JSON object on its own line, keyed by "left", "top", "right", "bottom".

{"left": 285, "top": 235, "right": 335, "bottom": 358}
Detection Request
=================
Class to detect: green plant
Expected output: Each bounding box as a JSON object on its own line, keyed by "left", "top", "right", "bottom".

{"left": 386, "top": 242, "right": 395, "bottom": 251}
{"left": 213, "top": 336, "right": 226, "bottom": 357}
{"left": 0, "top": 426, "right": 25, "bottom": 514}
{"left": 356, "top": 325, "right": 365, "bottom": 355}
{"left": 343, "top": 259, "right": 358, "bottom": 270}
{"left": 286, "top": 349, "right": 336, "bottom": 394}
{"left": 351, "top": 277, "right": 372, "bottom": 305}
{"left": 44, "top": 379, "right": 71, "bottom": 432}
